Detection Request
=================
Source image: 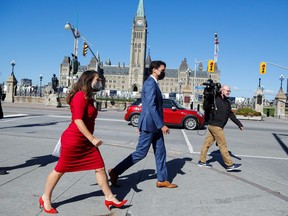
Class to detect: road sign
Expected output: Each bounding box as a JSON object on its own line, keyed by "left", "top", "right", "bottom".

{"left": 195, "top": 86, "right": 205, "bottom": 90}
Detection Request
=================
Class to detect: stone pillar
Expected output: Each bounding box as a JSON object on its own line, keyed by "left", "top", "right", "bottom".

{"left": 254, "top": 78, "right": 264, "bottom": 114}
{"left": 5, "top": 72, "right": 18, "bottom": 103}
{"left": 182, "top": 85, "right": 192, "bottom": 109}
{"left": 275, "top": 87, "right": 286, "bottom": 118}
{"left": 46, "top": 92, "right": 62, "bottom": 107}
{"left": 254, "top": 88, "right": 264, "bottom": 114}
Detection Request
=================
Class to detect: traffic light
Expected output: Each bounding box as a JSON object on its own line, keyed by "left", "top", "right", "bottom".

{"left": 83, "top": 42, "right": 89, "bottom": 56}
{"left": 72, "top": 58, "right": 79, "bottom": 75}
{"left": 207, "top": 60, "right": 215, "bottom": 72}
{"left": 260, "top": 62, "right": 266, "bottom": 74}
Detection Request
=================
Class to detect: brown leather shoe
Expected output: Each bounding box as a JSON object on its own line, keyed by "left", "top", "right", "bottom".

{"left": 108, "top": 168, "right": 118, "bottom": 186}
{"left": 156, "top": 180, "right": 178, "bottom": 188}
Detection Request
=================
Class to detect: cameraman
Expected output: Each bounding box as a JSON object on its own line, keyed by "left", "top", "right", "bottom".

{"left": 198, "top": 85, "right": 243, "bottom": 171}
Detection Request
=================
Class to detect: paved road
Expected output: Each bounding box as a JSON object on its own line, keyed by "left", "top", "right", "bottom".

{"left": 0, "top": 102, "right": 287, "bottom": 216}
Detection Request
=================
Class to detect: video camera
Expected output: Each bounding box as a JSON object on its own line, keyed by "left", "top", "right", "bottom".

{"left": 202, "top": 79, "right": 221, "bottom": 122}
{"left": 202, "top": 79, "right": 221, "bottom": 99}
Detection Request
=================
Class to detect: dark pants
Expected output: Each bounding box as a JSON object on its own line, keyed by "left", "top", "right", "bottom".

{"left": 0, "top": 102, "right": 3, "bottom": 119}
{"left": 113, "top": 130, "right": 168, "bottom": 182}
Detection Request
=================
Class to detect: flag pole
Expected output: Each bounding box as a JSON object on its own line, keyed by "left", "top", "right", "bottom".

{"left": 214, "top": 32, "right": 219, "bottom": 63}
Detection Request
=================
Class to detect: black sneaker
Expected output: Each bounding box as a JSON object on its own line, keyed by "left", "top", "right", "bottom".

{"left": 197, "top": 161, "right": 212, "bottom": 168}
{"left": 226, "top": 163, "right": 241, "bottom": 171}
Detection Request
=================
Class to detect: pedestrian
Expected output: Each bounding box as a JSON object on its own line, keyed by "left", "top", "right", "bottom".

{"left": 39, "top": 70, "right": 127, "bottom": 214}
{"left": 109, "top": 60, "right": 177, "bottom": 188}
{"left": 0, "top": 86, "right": 3, "bottom": 119}
{"left": 0, "top": 85, "right": 7, "bottom": 174}
{"left": 198, "top": 85, "right": 243, "bottom": 171}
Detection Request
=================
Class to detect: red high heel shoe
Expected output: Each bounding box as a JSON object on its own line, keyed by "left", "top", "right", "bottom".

{"left": 105, "top": 199, "right": 128, "bottom": 211}
{"left": 39, "top": 197, "right": 58, "bottom": 214}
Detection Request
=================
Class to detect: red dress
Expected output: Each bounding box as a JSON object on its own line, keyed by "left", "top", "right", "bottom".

{"left": 54, "top": 91, "right": 104, "bottom": 173}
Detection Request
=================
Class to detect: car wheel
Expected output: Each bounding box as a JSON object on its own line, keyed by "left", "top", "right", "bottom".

{"left": 130, "top": 114, "right": 140, "bottom": 127}
{"left": 183, "top": 117, "right": 198, "bottom": 130}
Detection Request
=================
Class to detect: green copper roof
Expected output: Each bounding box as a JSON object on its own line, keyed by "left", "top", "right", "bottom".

{"left": 136, "top": 0, "right": 145, "bottom": 17}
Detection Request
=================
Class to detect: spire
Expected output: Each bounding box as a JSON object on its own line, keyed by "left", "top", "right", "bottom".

{"left": 146, "top": 48, "right": 151, "bottom": 66}
{"left": 136, "top": 0, "right": 145, "bottom": 17}
{"left": 179, "top": 58, "right": 188, "bottom": 72}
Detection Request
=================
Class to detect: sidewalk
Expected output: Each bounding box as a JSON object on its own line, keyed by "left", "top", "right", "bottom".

{"left": 1, "top": 141, "right": 287, "bottom": 216}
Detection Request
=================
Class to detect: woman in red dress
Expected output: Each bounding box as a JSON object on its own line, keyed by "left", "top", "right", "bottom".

{"left": 39, "top": 70, "right": 127, "bottom": 214}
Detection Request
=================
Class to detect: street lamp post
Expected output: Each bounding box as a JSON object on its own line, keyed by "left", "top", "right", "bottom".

{"left": 11, "top": 60, "right": 16, "bottom": 74}
{"left": 65, "top": 22, "right": 80, "bottom": 88}
{"left": 279, "top": 74, "right": 284, "bottom": 89}
{"left": 178, "top": 79, "right": 183, "bottom": 104}
{"left": 39, "top": 74, "right": 43, "bottom": 97}
{"left": 186, "top": 69, "right": 191, "bottom": 86}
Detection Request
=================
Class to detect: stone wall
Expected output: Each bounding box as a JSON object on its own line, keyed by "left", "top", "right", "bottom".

{"left": 13, "top": 96, "right": 46, "bottom": 104}
{"left": 11, "top": 96, "right": 131, "bottom": 111}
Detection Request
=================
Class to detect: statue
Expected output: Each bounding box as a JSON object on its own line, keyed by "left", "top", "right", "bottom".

{"left": 51, "top": 74, "right": 59, "bottom": 94}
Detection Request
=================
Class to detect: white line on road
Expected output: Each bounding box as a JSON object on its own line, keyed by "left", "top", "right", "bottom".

{"left": 47, "top": 115, "right": 126, "bottom": 122}
{"left": 1, "top": 114, "right": 31, "bottom": 122}
{"left": 181, "top": 129, "right": 194, "bottom": 153}
{"left": 191, "top": 151, "right": 288, "bottom": 160}
{"left": 181, "top": 129, "right": 288, "bottom": 161}
{"left": 97, "top": 118, "right": 126, "bottom": 122}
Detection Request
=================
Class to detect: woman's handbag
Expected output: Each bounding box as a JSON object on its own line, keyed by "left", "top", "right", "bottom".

{"left": 52, "top": 138, "right": 61, "bottom": 157}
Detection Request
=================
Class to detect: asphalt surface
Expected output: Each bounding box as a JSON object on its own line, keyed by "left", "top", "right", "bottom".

{"left": 0, "top": 102, "right": 287, "bottom": 216}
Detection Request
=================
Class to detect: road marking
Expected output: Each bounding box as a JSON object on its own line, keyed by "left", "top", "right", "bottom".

{"left": 48, "top": 115, "right": 126, "bottom": 122}
{"left": 97, "top": 118, "right": 126, "bottom": 122}
{"left": 1, "top": 114, "right": 31, "bottom": 122}
{"left": 191, "top": 151, "right": 288, "bottom": 160}
{"left": 4, "top": 114, "right": 28, "bottom": 118}
{"left": 181, "top": 129, "right": 194, "bottom": 153}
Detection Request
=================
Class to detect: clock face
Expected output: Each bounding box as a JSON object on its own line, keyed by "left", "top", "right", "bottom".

{"left": 137, "top": 20, "right": 143, "bottom": 26}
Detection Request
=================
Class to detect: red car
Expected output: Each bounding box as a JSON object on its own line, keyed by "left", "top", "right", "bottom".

{"left": 124, "top": 98, "right": 205, "bottom": 130}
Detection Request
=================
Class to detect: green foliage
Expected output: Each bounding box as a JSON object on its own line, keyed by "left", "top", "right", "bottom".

{"left": 97, "top": 97, "right": 135, "bottom": 103}
{"left": 236, "top": 108, "right": 261, "bottom": 116}
{"left": 263, "top": 107, "right": 274, "bottom": 117}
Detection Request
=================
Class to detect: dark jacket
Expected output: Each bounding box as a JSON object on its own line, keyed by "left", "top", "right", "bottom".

{"left": 205, "top": 94, "right": 243, "bottom": 129}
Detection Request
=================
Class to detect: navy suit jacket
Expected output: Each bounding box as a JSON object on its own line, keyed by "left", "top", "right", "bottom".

{"left": 138, "top": 76, "right": 165, "bottom": 133}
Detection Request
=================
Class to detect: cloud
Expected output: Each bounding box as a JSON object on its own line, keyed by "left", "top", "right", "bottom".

{"left": 232, "top": 86, "right": 240, "bottom": 91}
{"left": 263, "top": 89, "right": 276, "bottom": 95}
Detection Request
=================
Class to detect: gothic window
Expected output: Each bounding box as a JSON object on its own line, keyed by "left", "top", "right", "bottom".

{"left": 132, "top": 85, "right": 138, "bottom": 92}
{"left": 138, "top": 43, "right": 141, "bottom": 48}
{"left": 134, "top": 70, "right": 138, "bottom": 78}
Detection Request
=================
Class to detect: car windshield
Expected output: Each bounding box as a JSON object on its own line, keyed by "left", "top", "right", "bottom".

{"left": 131, "top": 98, "right": 186, "bottom": 109}
{"left": 171, "top": 99, "right": 186, "bottom": 109}
{"left": 131, "top": 98, "right": 142, "bottom": 106}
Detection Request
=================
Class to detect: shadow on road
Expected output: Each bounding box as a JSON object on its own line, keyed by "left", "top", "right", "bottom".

{"left": 0, "top": 154, "right": 58, "bottom": 172}
{"left": 272, "top": 133, "right": 288, "bottom": 155}
{"left": 52, "top": 157, "right": 192, "bottom": 208}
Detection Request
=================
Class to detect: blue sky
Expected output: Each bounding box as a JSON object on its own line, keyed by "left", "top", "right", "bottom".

{"left": 0, "top": 0, "right": 287, "bottom": 100}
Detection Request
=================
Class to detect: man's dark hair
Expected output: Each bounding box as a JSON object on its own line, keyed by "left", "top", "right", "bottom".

{"left": 149, "top": 60, "right": 166, "bottom": 75}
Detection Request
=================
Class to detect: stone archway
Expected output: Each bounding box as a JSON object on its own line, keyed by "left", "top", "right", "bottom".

{"left": 132, "top": 85, "right": 138, "bottom": 92}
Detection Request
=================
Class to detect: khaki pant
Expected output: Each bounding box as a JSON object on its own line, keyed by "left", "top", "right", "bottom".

{"left": 199, "top": 125, "right": 233, "bottom": 166}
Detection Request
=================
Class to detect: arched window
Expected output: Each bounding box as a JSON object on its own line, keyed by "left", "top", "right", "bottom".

{"left": 132, "top": 85, "right": 138, "bottom": 92}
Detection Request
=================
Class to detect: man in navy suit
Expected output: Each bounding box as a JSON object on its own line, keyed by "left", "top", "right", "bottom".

{"left": 109, "top": 60, "right": 177, "bottom": 188}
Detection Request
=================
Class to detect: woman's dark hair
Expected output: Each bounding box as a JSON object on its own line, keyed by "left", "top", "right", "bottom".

{"left": 149, "top": 60, "right": 166, "bottom": 75}
{"left": 66, "top": 70, "right": 98, "bottom": 104}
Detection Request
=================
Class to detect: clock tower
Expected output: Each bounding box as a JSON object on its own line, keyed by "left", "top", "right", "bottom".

{"left": 128, "top": 0, "right": 147, "bottom": 93}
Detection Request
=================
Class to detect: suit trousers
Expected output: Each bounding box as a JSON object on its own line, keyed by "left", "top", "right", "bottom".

{"left": 113, "top": 130, "right": 168, "bottom": 182}
{"left": 199, "top": 125, "right": 233, "bottom": 166}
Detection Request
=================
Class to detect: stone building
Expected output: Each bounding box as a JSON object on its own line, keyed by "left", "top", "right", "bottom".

{"left": 59, "top": 0, "right": 220, "bottom": 103}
